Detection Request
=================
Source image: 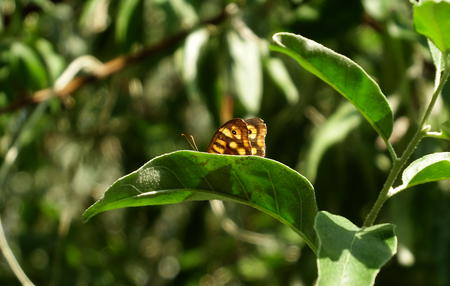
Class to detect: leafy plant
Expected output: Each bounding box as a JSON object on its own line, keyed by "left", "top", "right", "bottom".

{"left": 83, "top": 0, "right": 450, "bottom": 285}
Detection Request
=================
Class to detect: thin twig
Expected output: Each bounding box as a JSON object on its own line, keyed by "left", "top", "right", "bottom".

{"left": 386, "top": 141, "right": 398, "bottom": 161}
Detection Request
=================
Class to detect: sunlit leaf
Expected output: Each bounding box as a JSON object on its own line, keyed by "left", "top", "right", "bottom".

{"left": 83, "top": 151, "right": 318, "bottom": 250}
{"left": 271, "top": 32, "right": 393, "bottom": 140}
{"left": 315, "top": 211, "right": 397, "bottom": 286}
{"left": 182, "top": 28, "right": 210, "bottom": 100}
{"left": 414, "top": 0, "right": 450, "bottom": 53}
{"left": 228, "top": 30, "right": 262, "bottom": 114}
{"left": 391, "top": 152, "right": 450, "bottom": 196}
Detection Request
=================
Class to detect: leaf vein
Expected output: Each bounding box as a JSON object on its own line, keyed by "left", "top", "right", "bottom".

{"left": 339, "top": 233, "right": 358, "bottom": 286}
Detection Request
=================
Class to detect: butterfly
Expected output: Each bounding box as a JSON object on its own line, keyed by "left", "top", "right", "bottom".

{"left": 206, "top": 118, "right": 267, "bottom": 157}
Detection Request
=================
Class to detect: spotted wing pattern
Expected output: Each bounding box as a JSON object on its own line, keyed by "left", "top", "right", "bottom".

{"left": 244, "top": 118, "right": 267, "bottom": 157}
{"left": 207, "top": 118, "right": 266, "bottom": 157}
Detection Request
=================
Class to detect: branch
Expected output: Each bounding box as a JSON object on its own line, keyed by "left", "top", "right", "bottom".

{"left": 0, "top": 4, "right": 235, "bottom": 114}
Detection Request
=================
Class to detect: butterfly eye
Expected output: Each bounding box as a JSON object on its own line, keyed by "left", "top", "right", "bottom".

{"left": 232, "top": 130, "right": 237, "bottom": 135}
{"left": 248, "top": 129, "right": 252, "bottom": 134}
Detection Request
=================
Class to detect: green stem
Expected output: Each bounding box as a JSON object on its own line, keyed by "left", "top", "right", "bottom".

{"left": 363, "top": 69, "right": 450, "bottom": 227}
{"left": 386, "top": 141, "right": 398, "bottom": 161}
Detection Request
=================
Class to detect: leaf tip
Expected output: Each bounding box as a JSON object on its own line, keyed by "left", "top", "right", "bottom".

{"left": 82, "top": 204, "right": 98, "bottom": 223}
{"left": 81, "top": 212, "right": 92, "bottom": 223}
{"left": 272, "top": 32, "right": 294, "bottom": 47}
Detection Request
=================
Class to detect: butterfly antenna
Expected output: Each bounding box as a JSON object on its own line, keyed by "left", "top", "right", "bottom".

{"left": 181, "top": 133, "right": 199, "bottom": 151}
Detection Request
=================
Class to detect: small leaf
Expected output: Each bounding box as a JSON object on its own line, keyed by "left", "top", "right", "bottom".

{"left": 228, "top": 30, "right": 262, "bottom": 114}
{"left": 83, "top": 151, "right": 318, "bottom": 250}
{"left": 414, "top": 0, "right": 450, "bottom": 53}
{"left": 392, "top": 152, "right": 450, "bottom": 196}
{"left": 315, "top": 211, "right": 397, "bottom": 286}
{"left": 271, "top": 32, "right": 393, "bottom": 140}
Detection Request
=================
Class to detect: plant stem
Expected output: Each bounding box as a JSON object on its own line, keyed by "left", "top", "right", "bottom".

{"left": 363, "top": 69, "right": 450, "bottom": 227}
{"left": 386, "top": 141, "right": 398, "bottom": 161}
{"left": 0, "top": 218, "right": 35, "bottom": 286}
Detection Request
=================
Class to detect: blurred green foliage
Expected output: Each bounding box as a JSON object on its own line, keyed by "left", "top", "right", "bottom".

{"left": 0, "top": 0, "right": 449, "bottom": 285}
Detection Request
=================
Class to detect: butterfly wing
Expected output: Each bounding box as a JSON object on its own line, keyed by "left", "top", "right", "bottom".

{"left": 245, "top": 118, "right": 267, "bottom": 157}
{"left": 207, "top": 118, "right": 252, "bottom": 155}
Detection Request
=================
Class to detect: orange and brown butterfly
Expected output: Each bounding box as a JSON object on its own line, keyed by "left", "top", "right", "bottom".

{"left": 206, "top": 118, "right": 267, "bottom": 157}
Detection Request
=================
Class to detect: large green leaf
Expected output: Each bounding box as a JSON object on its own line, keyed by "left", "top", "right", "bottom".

{"left": 414, "top": 0, "right": 450, "bottom": 53}
{"left": 315, "top": 211, "right": 397, "bottom": 286}
{"left": 271, "top": 32, "right": 393, "bottom": 140}
{"left": 390, "top": 152, "right": 450, "bottom": 197}
{"left": 83, "top": 151, "right": 318, "bottom": 250}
